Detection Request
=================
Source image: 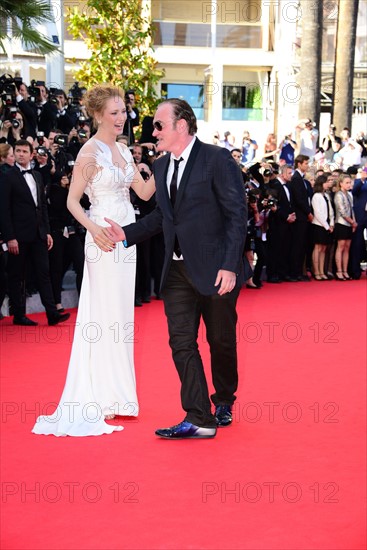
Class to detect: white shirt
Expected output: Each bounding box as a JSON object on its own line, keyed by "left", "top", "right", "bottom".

{"left": 17, "top": 163, "right": 38, "bottom": 206}
{"left": 278, "top": 177, "right": 291, "bottom": 202}
{"left": 166, "top": 136, "right": 196, "bottom": 196}
{"left": 166, "top": 136, "right": 196, "bottom": 259}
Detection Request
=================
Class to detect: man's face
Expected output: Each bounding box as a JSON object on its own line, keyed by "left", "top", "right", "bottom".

{"left": 341, "top": 130, "right": 349, "bottom": 141}
{"left": 56, "top": 94, "right": 65, "bottom": 107}
{"left": 133, "top": 145, "right": 143, "bottom": 163}
{"left": 127, "top": 94, "right": 135, "bottom": 107}
{"left": 14, "top": 145, "right": 32, "bottom": 167}
{"left": 37, "top": 86, "right": 47, "bottom": 101}
{"left": 19, "top": 83, "right": 29, "bottom": 99}
{"left": 283, "top": 167, "right": 293, "bottom": 182}
{"left": 299, "top": 159, "right": 309, "bottom": 172}
{"left": 152, "top": 103, "right": 179, "bottom": 153}
{"left": 231, "top": 151, "right": 241, "bottom": 164}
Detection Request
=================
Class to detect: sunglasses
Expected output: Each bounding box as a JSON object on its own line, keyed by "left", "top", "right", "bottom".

{"left": 153, "top": 121, "right": 163, "bottom": 131}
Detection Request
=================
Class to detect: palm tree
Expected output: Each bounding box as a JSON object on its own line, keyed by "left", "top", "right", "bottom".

{"left": 0, "top": 0, "right": 59, "bottom": 55}
{"left": 332, "top": 0, "right": 359, "bottom": 130}
{"left": 296, "top": 0, "right": 323, "bottom": 125}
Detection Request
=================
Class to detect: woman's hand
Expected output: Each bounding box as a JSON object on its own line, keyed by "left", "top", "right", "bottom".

{"left": 91, "top": 224, "right": 116, "bottom": 252}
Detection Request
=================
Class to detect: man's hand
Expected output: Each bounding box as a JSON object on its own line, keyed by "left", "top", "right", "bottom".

{"left": 8, "top": 239, "right": 19, "bottom": 255}
{"left": 47, "top": 234, "right": 53, "bottom": 250}
{"left": 215, "top": 269, "right": 236, "bottom": 296}
{"left": 104, "top": 218, "right": 126, "bottom": 243}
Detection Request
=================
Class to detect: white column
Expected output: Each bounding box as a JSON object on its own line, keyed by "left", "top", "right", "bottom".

{"left": 45, "top": 0, "right": 64, "bottom": 90}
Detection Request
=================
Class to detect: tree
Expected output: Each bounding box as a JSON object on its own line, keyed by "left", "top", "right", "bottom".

{"left": 0, "top": 0, "right": 59, "bottom": 55}
{"left": 332, "top": 0, "right": 359, "bottom": 130}
{"left": 66, "top": 0, "right": 164, "bottom": 119}
{"left": 296, "top": 0, "right": 323, "bottom": 125}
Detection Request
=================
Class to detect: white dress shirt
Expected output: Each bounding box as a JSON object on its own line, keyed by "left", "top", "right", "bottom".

{"left": 166, "top": 136, "right": 196, "bottom": 259}
{"left": 16, "top": 162, "right": 38, "bottom": 206}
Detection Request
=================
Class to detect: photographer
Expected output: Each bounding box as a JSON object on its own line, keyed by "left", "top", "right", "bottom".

{"left": 322, "top": 124, "right": 341, "bottom": 163}
{"left": 67, "top": 117, "right": 91, "bottom": 159}
{"left": 297, "top": 118, "right": 319, "bottom": 160}
{"left": 279, "top": 133, "right": 297, "bottom": 166}
{"left": 33, "top": 143, "right": 56, "bottom": 188}
{"left": 241, "top": 130, "right": 258, "bottom": 165}
{"left": 47, "top": 171, "right": 85, "bottom": 311}
{"left": 244, "top": 188, "right": 261, "bottom": 289}
{"left": 47, "top": 130, "right": 75, "bottom": 178}
{"left": 123, "top": 90, "right": 139, "bottom": 146}
{"left": 15, "top": 80, "right": 38, "bottom": 139}
{"left": 0, "top": 108, "right": 28, "bottom": 146}
{"left": 38, "top": 88, "right": 75, "bottom": 137}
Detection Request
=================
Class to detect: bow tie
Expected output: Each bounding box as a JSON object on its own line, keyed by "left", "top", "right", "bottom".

{"left": 21, "top": 169, "right": 33, "bottom": 175}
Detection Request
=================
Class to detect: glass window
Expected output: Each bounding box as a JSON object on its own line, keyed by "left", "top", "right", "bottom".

{"left": 153, "top": 22, "right": 261, "bottom": 48}
{"left": 161, "top": 83, "right": 204, "bottom": 119}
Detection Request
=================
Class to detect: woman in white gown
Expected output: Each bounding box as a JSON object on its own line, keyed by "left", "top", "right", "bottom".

{"left": 32, "top": 85, "right": 155, "bottom": 436}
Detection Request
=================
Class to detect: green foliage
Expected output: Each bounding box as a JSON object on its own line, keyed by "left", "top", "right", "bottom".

{"left": 66, "top": 0, "right": 164, "bottom": 121}
{"left": 246, "top": 86, "right": 262, "bottom": 109}
{"left": 0, "top": 0, "right": 59, "bottom": 55}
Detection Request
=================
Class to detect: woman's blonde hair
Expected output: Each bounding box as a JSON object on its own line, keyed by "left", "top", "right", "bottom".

{"left": 335, "top": 173, "right": 351, "bottom": 191}
{"left": 84, "top": 84, "right": 125, "bottom": 124}
{"left": 0, "top": 143, "right": 12, "bottom": 162}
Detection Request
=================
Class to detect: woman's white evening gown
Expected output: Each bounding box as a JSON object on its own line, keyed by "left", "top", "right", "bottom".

{"left": 32, "top": 139, "right": 139, "bottom": 436}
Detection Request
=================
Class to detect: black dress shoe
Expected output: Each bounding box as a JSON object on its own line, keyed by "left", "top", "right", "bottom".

{"left": 47, "top": 312, "right": 70, "bottom": 326}
{"left": 155, "top": 420, "right": 217, "bottom": 439}
{"left": 298, "top": 275, "right": 311, "bottom": 282}
{"left": 142, "top": 296, "right": 151, "bottom": 303}
{"left": 215, "top": 405, "right": 233, "bottom": 427}
{"left": 13, "top": 316, "right": 38, "bottom": 326}
{"left": 134, "top": 298, "right": 143, "bottom": 307}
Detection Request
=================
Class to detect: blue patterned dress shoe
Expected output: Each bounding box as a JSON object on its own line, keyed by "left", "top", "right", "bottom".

{"left": 215, "top": 405, "right": 233, "bottom": 427}
{"left": 155, "top": 420, "right": 217, "bottom": 439}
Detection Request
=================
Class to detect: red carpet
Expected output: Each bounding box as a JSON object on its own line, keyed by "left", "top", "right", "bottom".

{"left": 1, "top": 280, "right": 366, "bottom": 550}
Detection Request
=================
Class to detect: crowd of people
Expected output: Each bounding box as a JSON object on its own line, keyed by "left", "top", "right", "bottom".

{"left": 0, "top": 75, "right": 366, "bottom": 325}
{"left": 215, "top": 122, "right": 367, "bottom": 287}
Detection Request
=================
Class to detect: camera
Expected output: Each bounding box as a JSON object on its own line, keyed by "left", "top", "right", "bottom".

{"left": 37, "top": 131, "right": 45, "bottom": 145}
{"left": 261, "top": 197, "right": 278, "bottom": 209}
{"left": 68, "top": 82, "right": 85, "bottom": 108}
{"left": 246, "top": 188, "right": 259, "bottom": 205}
{"left": 36, "top": 146, "right": 48, "bottom": 157}
{"left": 28, "top": 80, "right": 45, "bottom": 103}
{"left": 0, "top": 73, "right": 16, "bottom": 95}
{"left": 54, "top": 134, "right": 68, "bottom": 147}
{"left": 6, "top": 107, "right": 20, "bottom": 128}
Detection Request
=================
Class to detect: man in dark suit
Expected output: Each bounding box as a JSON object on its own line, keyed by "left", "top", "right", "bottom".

{"left": 268, "top": 164, "right": 296, "bottom": 281}
{"left": 289, "top": 154, "right": 313, "bottom": 281}
{"left": 106, "top": 99, "right": 247, "bottom": 439}
{"left": 0, "top": 140, "right": 70, "bottom": 326}
{"left": 350, "top": 167, "right": 367, "bottom": 278}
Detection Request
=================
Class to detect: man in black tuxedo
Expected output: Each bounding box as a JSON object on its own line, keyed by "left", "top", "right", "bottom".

{"left": 289, "top": 155, "right": 313, "bottom": 281}
{"left": 268, "top": 164, "right": 296, "bottom": 281}
{"left": 0, "top": 140, "right": 70, "bottom": 326}
{"left": 106, "top": 99, "right": 246, "bottom": 439}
